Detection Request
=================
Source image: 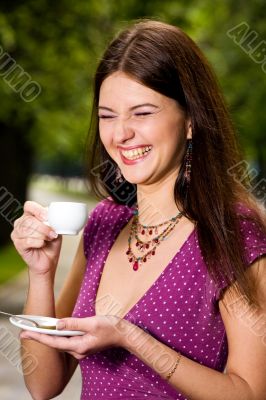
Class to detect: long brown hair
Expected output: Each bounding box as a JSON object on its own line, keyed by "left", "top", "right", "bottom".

{"left": 86, "top": 19, "right": 265, "bottom": 309}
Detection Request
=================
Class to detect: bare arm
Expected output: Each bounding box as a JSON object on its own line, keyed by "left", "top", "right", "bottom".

{"left": 11, "top": 201, "right": 87, "bottom": 399}
{"left": 21, "top": 272, "right": 68, "bottom": 399}
{"left": 56, "top": 235, "right": 87, "bottom": 319}
{"left": 21, "top": 236, "right": 86, "bottom": 399}
{"left": 18, "top": 257, "right": 266, "bottom": 399}
{"left": 121, "top": 257, "right": 266, "bottom": 400}
{"left": 15, "top": 202, "right": 266, "bottom": 399}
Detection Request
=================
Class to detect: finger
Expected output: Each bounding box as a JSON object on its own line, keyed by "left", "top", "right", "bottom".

{"left": 13, "top": 216, "right": 57, "bottom": 241}
{"left": 20, "top": 331, "right": 80, "bottom": 352}
{"left": 13, "top": 216, "right": 23, "bottom": 229}
{"left": 56, "top": 317, "right": 95, "bottom": 332}
{"left": 18, "top": 237, "right": 46, "bottom": 249}
{"left": 24, "top": 201, "right": 48, "bottom": 221}
{"left": 67, "top": 351, "right": 86, "bottom": 360}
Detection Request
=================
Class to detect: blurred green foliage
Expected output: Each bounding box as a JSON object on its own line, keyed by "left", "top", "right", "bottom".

{"left": 0, "top": 0, "right": 265, "bottom": 171}
{"left": 1, "top": 0, "right": 265, "bottom": 276}
{"left": 0, "top": 244, "right": 26, "bottom": 284}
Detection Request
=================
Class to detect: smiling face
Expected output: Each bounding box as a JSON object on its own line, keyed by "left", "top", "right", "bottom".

{"left": 98, "top": 71, "right": 191, "bottom": 185}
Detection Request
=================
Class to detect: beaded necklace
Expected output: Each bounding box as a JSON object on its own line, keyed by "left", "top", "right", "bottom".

{"left": 126, "top": 206, "right": 183, "bottom": 271}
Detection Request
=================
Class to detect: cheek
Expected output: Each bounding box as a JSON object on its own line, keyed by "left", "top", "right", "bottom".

{"left": 160, "top": 121, "right": 187, "bottom": 158}
{"left": 99, "top": 125, "right": 112, "bottom": 149}
{"left": 151, "top": 118, "right": 184, "bottom": 146}
{"left": 99, "top": 126, "right": 118, "bottom": 161}
{"left": 134, "top": 119, "right": 162, "bottom": 142}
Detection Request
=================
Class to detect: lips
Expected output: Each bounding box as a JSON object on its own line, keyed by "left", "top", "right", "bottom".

{"left": 119, "top": 146, "right": 153, "bottom": 165}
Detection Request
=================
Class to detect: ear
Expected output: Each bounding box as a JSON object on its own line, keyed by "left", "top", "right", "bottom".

{"left": 186, "top": 118, "right": 192, "bottom": 140}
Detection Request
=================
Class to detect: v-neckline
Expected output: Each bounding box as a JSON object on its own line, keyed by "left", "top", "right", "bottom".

{"left": 94, "top": 207, "right": 196, "bottom": 321}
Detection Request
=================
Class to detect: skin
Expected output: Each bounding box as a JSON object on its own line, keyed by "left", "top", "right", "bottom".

{"left": 98, "top": 71, "right": 192, "bottom": 224}
{"left": 12, "top": 72, "right": 266, "bottom": 399}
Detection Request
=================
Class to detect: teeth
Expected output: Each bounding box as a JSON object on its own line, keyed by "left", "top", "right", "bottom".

{"left": 121, "top": 146, "right": 152, "bottom": 160}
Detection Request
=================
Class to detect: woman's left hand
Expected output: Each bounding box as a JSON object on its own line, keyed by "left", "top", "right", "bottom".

{"left": 20, "top": 315, "right": 131, "bottom": 360}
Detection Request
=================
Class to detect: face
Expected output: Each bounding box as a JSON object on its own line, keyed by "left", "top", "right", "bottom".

{"left": 98, "top": 71, "right": 191, "bottom": 185}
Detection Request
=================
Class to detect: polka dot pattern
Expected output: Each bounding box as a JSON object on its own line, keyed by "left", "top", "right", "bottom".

{"left": 72, "top": 199, "right": 266, "bottom": 399}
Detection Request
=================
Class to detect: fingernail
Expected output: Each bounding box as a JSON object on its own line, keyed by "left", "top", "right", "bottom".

{"left": 56, "top": 321, "right": 65, "bottom": 330}
{"left": 49, "top": 231, "right": 58, "bottom": 239}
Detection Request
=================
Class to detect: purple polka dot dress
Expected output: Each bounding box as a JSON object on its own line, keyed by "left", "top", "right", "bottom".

{"left": 72, "top": 198, "right": 266, "bottom": 399}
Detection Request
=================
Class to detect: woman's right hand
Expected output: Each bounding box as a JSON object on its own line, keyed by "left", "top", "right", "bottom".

{"left": 11, "top": 201, "right": 62, "bottom": 277}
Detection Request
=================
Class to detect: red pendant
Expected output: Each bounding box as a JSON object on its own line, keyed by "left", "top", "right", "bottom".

{"left": 149, "top": 229, "right": 153, "bottom": 235}
{"left": 133, "top": 261, "right": 139, "bottom": 271}
{"left": 141, "top": 229, "right": 145, "bottom": 235}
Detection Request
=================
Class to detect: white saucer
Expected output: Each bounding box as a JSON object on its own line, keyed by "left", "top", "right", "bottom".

{"left": 10, "top": 315, "right": 85, "bottom": 336}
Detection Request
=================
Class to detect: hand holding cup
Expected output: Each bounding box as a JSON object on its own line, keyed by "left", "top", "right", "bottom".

{"left": 11, "top": 201, "right": 88, "bottom": 276}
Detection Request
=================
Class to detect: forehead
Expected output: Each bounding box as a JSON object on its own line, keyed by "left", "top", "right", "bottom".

{"left": 99, "top": 71, "right": 164, "bottom": 104}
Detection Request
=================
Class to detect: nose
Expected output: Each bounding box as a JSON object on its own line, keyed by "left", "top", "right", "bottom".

{"left": 113, "top": 115, "right": 135, "bottom": 144}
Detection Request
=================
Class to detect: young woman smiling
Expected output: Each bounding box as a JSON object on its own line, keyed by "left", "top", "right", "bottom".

{"left": 12, "top": 19, "right": 266, "bottom": 400}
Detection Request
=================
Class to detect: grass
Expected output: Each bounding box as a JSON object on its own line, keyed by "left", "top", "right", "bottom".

{"left": 0, "top": 244, "right": 26, "bottom": 285}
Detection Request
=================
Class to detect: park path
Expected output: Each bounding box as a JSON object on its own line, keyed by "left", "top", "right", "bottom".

{"left": 0, "top": 185, "right": 97, "bottom": 399}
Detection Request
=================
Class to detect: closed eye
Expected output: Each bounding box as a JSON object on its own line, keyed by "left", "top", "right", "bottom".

{"left": 135, "top": 112, "right": 152, "bottom": 116}
{"left": 98, "top": 115, "right": 114, "bottom": 119}
{"left": 98, "top": 112, "right": 152, "bottom": 119}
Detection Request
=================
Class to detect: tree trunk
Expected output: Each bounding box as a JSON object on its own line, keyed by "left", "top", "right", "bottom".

{"left": 0, "top": 121, "right": 33, "bottom": 247}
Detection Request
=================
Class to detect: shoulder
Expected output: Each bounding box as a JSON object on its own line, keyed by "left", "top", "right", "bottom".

{"left": 235, "top": 200, "right": 265, "bottom": 222}
{"left": 213, "top": 202, "right": 266, "bottom": 302}
{"left": 83, "top": 197, "right": 134, "bottom": 258}
{"left": 235, "top": 202, "right": 266, "bottom": 265}
{"left": 86, "top": 197, "right": 133, "bottom": 224}
{"left": 218, "top": 255, "right": 266, "bottom": 399}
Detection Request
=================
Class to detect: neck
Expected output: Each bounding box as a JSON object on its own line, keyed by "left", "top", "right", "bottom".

{"left": 136, "top": 170, "right": 182, "bottom": 225}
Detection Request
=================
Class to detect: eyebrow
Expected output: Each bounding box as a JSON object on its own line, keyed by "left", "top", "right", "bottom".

{"left": 98, "top": 103, "right": 159, "bottom": 112}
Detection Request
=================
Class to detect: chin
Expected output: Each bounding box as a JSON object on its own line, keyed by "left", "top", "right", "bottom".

{"left": 123, "top": 177, "right": 145, "bottom": 184}
{"left": 121, "top": 172, "right": 146, "bottom": 183}
{"left": 123, "top": 173, "right": 154, "bottom": 185}
{"left": 120, "top": 160, "right": 157, "bottom": 184}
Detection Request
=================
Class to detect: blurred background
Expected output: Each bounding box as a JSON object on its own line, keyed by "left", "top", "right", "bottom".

{"left": 0, "top": 0, "right": 265, "bottom": 398}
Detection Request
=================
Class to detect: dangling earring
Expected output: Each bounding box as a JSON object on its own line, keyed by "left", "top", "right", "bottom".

{"left": 184, "top": 139, "right": 192, "bottom": 184}
{"left": 115, "top": 166, "right": 124, "bottom": 184}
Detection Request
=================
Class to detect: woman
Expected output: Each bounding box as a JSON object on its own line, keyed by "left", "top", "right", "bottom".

{"left": 11, "top": 19, "right": 266, "bottom": 399}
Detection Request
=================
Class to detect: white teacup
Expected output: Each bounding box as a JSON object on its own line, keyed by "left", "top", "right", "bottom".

{"left": 45, "top": 202, "right": 88, "bottom": 235}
